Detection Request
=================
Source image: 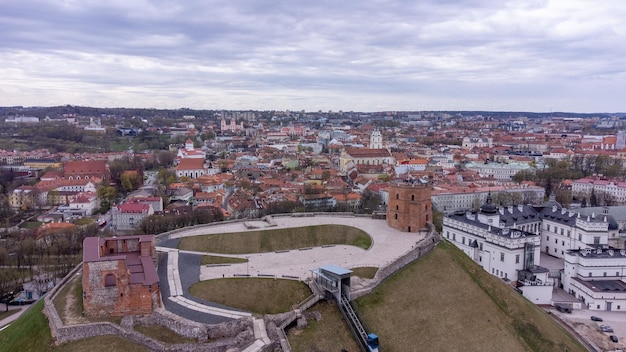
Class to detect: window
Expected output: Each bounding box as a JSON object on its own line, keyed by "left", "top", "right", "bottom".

{"left": 104, "top": 274, "right": 116, "bottom": 287}
{"left": 594, "top": 237, "right": 600, "bottom": 245}
{"left": 588, "top": 273, "right": 592, "bottom": 277}
{"left": 617, "top": 272, "right": 620, "bottom": 277}
{"left": 604, "top": 272, "right": 607, "bottom": 277}
{"left": 515, "top": 254, "right": 520, "bottom": 264}
{"left": 546, "top": 236, "right": 550, "bottom": 241}
{"left": 396, "top": 194, "right": 399, "bottom": 200}
{"left": 578, "top": 234, "right": 582, "bottom": 241}
{"left": 462, "top": 237, "right": 465, "bottom": 245}
{"left": 453, "top": 233, "right": 456, "bottom": 241}
{"left": 555, "top": 239, "right": 558, "bottom": 244}
{"left": 411, "top": 195, "right": 415, "bottom": 201}
{"left": 500, "top": 252, "right": 505, "bottom": 262}
{"left": 567, "top": 230, "right": 571, "bottom": 237}
{"left": 395, "top": 214, "right": 398, "bottom": 220}
{"left": 479, "top": 243, "right": 483, "bottom": 250}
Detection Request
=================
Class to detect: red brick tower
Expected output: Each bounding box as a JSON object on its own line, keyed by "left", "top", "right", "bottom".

{"left": 387, "top": 180, "right": 432, "bottom": 232}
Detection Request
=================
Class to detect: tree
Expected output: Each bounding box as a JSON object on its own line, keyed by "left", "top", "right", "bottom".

{"left": 590, "top": 189, "right": 598, "bottom": 207}
{"left": 157, "top": 169, "right": 177, "bottom": 186}
{"left": 97, "top": 185, "right": 117, "bottom": 212}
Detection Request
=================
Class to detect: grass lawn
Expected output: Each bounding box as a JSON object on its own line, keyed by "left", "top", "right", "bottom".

{"left": 19, "top": 221, "right": 42, "bottom": 229}
{"left": 134, "top": 324, "right": 197, "bottom": 344}
{"left": 0, "top": 300, "right": 54, "bottom": 351}
{"left": 356, "top": 241, "right": 587, "bottom": 352}
{"left": 189, "top": 278, "right": 311, "bottom": 314}
{"left": 178, "top": 224, "right": 372, "bottom": 254}
{"left": 350, "top": 266, "right": 378, "bottom": 279}
{"left": 201, "top": 255, "right": 248, "bottom": 265}
{"left": 287, "top": 301, "right": 360, "bottom": 352}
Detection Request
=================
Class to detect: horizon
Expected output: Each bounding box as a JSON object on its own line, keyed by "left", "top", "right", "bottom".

{"left": 2, "top": 105, "right": 625, "bottom": 116}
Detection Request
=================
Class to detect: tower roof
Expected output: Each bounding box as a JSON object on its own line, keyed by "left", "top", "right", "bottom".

{"left": 480, "top": 192, "right": 497, "bottom": 214}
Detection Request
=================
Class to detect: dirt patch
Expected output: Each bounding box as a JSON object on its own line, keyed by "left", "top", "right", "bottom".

{"left": 558, "top": 314, "right": 624, "bottom": 351}
{"left": 62, "top": 279, "right": 88, "bottom": 325}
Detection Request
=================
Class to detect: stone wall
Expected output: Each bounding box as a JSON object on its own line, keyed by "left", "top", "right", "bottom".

{"left": 350, "top": 223, "right": 440, "bottom": 300}
{"left": 44, "top": 261, "right": 254, "bottom": 351}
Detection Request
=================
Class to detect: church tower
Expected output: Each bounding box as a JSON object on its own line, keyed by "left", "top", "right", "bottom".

{"left": 370, "top": 129, "right": 383, "bottom": 149}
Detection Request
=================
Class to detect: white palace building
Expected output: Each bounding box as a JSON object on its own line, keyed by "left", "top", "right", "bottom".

{"left": 443, "top": 193, "right": 626, "bottom": 310}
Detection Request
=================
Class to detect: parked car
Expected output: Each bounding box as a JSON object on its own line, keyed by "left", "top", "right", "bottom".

{"left": 610, "top": 335, "right": 618, "bottom": 343}
{"left": 591, "top": 316, "right": 603, "bottom": 322}
{"left": 600, "top": 325, "right": 614, "bottom": 333}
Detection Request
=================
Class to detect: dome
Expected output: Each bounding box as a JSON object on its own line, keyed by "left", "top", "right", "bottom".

{"left": 480, "top": 192, "right": 498, "bottom": 214}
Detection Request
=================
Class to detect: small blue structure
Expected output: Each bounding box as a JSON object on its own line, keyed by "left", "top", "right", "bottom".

{"left": 367, "top": 333, "right": 379, "bottom": 351}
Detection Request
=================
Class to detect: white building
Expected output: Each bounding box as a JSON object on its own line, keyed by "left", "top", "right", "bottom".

{"left": 110, "top": 203, "right": 154, "bottom": 232}
{"left": 540, "top": 204, "right": 613, "bottom": 259}
{"left": 571, "top": 178, "right": 626, "bottom": 205}
{"left": 465, "top": 161, "right": 534, "bottom": 181}
{"left": 443, "top": 194, "right": 552, "bottom": 304}
{"left": 563, "top": 247, "right": 626, "bottom": 311}
{"left": 462, "top": 137, "right": 493, "bottom": 149}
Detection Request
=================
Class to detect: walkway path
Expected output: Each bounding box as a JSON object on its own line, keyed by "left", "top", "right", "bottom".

{"left": 157, "top": 215, "right": 425, "bottom": 351}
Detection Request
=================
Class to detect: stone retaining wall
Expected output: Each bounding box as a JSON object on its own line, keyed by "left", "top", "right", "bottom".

{"left": 43, "top": 261, "right": 253, "bottom": 351}
{"left": 351, "top": 223, "right": 440, "bottom": 300}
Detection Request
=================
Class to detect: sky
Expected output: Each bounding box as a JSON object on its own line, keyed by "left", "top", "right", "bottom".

{"left": 1, "top": 0, "right": 625, "bottom": 113}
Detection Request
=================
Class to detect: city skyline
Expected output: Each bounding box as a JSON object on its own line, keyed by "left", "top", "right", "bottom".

{"left": 1, "top": 1, "right": 625, "bottom": 113}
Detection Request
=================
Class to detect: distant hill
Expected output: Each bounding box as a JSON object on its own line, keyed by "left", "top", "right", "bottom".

{"left": 355, "top": 241, "right": 586, "bottom": 352}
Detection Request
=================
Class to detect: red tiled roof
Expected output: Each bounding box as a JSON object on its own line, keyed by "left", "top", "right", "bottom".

{"left": 176, "top": 158, "right": 204, "bottom": 170}
{"left": 117, "top": 203, "right": 151, "bottom": 213}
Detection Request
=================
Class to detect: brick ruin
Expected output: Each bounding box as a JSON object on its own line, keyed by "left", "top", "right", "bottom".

{"left": 82, "top": 235, "right": 161, "bottom": 318}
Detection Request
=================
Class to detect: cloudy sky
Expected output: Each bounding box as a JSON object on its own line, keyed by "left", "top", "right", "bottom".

{"left": 1, "top": 0, "right": 625, "bottom": 112}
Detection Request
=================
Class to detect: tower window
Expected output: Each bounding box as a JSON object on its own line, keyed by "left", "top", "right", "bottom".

{"left": 104, "top": 274, "right": 116, "bottom": 287}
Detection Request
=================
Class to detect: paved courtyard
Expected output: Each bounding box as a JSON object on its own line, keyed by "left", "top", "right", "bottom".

{"left": 156, "top": 215, "right": 424, "bottom": 323}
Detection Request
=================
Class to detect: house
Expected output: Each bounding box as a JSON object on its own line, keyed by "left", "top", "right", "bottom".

{"left": 110, "top": 203, "right": 154, "bottom": 232}
{"left": 9, "top": 186, "right": 37, "bottom": 209}
{"left": 82, "top": 235, "right": 160, "bottom": 318}
{"left": 128, "top": 196, "right": 164, "bottom": 213}
{"left": 299, "top": 193, "right": 336, "bottom": 211}
{"left": 394, "top": 158, "right": 429, "bottom": 175}
{"left": 68, "top": 191, "right": 99, "bottom": 216}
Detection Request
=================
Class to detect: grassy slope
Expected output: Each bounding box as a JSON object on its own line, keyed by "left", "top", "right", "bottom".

{"left": 356, "top": 241, "right": 586, "bottom": 352}
{"left": 189, "top": 278, "right": 312, "bottom": 314}
{"left": 178, "top": 224, "right": 372, "bottom": 254}
{"left": 0, "top": 300, "right": 148, "bottom": 352}
{"left": 288, "top": 301, "right": 361, "bottom": 352}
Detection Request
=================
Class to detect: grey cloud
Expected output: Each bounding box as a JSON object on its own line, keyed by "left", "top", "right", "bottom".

{"left": 1, "top": 0, "right": 625, "bottom": 112}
